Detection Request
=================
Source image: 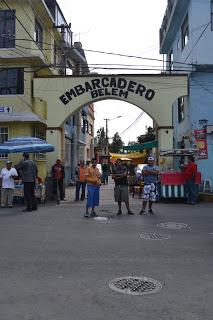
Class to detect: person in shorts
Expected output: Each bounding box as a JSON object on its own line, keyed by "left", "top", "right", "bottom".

{"left": 112, "top": 159, "right": 134, "bottom": 216}
{"left": 84, "top": 158, "right": 101, "bottom": 218}
{"left": 139, "top": 156, "right": 159, "bottom": 215}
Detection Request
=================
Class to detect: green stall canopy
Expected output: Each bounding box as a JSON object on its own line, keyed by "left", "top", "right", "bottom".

{"left": 123, "top": 140, "right": 158, "bottom": 152}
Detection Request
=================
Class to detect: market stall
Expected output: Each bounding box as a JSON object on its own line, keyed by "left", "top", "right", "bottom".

{"left": 159, "top": 149, "right": 201, "bottom": 199}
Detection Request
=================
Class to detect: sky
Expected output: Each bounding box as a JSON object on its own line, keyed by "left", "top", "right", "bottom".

{"left": 57, "top": 0, "right": 167, "bottom": 144}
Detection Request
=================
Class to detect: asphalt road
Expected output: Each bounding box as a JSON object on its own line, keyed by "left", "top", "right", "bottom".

{"left": 0, "top": 181, "right": 212, "bottom": 320}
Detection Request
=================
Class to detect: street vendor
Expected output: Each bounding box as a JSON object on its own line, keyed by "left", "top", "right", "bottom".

{"left": 0, "top": 160, "right": 18, "bottom": 208}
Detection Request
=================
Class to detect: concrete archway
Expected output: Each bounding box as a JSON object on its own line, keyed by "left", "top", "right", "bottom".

{"left": 33, "top": 74, "right": 188, "bottom": 169}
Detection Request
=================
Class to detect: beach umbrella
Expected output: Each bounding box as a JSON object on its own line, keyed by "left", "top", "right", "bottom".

{"left": 0, "top": 136, "right": 54, "bottom": 153}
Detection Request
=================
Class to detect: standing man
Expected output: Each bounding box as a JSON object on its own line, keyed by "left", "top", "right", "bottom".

{"left": 75, "top": 160, "right": 87, "bottom": 201}
{"left": 84, "top": 158, "right": 101, "bottom": 218}
{"left": 17, "top": 153, "right": 38, "bottom": 212}
{"left": 0, "top": 160, "right": 18, "bottom": 208}
{"left": 139, "top": 156, "right": 159, "bottom": 215}
{"left": 101, "top": 161, "right": 110, "bottom": 185}
{"left": 51, "top": 159, "right": 65, "bottom": 201}
{"left": 183, "top": 156, "right": 198, "bottom": 204}
{"left": 112, "top": 159, "right": 134, "bottom": 215}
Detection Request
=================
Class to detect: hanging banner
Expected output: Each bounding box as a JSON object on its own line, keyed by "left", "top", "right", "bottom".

{"left": 194, "top": 129, "right": 208, "bottom": 159}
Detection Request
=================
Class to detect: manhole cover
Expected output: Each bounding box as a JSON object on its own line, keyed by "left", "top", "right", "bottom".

{"left": 140, "top": 232, "right": 170, "bottom": 240}
{"left": 157, "top": 222, "right": 188, "bottom": 229}
{"left": 109, "top": 276, "right": 162, "bottom": 296}
{"left": 93, "top": 216, "right": 109, "bottom": 222}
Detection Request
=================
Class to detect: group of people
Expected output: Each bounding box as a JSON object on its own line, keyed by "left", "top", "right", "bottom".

{"left": 76, "top": 156, "right": 160, "bottom": 218}
{"left": 0, "top": 152, "right": 38, "bottom": 211}
{"left": 0, "top": 153, "right": 198, "bottom": 215}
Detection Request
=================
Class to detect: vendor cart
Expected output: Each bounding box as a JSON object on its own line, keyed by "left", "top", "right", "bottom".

{"left": 159, "top": 149, "right": 201, "bottom": 199}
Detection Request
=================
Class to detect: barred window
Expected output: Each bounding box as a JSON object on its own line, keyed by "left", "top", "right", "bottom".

{"left": 0, "top": 10, "right": 15, "bottom": 48}
{"left": 0, "top": 127, "right": 8, "bottom": 159}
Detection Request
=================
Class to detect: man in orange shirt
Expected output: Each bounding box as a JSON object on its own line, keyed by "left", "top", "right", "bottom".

{"left": 183, "top": 156, "right": 198, "bottom": 204}
{"left": 75, "top": 160, "right": 87, "bottom": 201}
{"left": 84, "top": 158, "right": 101, "bottom": 217}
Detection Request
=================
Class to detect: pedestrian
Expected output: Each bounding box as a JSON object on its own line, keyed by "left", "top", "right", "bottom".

{"left": 183, "top": 156, "right": 198, "bottom": 204}
{"left": 84, "top": 158, "right": 101, "bottom": 218}
{"left": 17, "top": 153, "right": 38, "bottom": 212}
{"left": 0, "top": 160, "right": 18, "bottom": 208}
{"left": 112, "top": 158, "right": 134, "bottom": 215}
{"left": 51, "top": 159, "right": 65, "bottom": 201}
{"left": 101, "top": 161, "right": 110, "bottom": 185}
{"left": 75, "top": 160, "right": 87, "bottom": 201}
{"left": 139, "top": 156, "right": 159, "bottom": 215}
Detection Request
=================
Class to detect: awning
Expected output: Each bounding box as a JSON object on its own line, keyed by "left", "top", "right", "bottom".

{"left": 110, "top": 151, "right": 146, "bottom": 160}
{"left": 0, "top": 112, "right": 46, "bottom": 124}
{"left": 123, "top": 140, "right": 158, "bottom": 152}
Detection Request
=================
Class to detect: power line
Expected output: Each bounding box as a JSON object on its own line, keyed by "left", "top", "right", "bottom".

{"left": 118, "top": 112, "right": 144, "bottom": 136}
{"left": 184, "top": 21, "right": 210, "bottom": 62}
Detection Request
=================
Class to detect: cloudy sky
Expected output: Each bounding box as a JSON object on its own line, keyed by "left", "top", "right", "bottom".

{"left": 57, "top": 0, "right": 167, "bottom": 144}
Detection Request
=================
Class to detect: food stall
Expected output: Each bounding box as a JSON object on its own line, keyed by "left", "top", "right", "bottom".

{"left": 159, "top": 149, "right": 201, "bottom": 199}
{"left": 14, "top": 181, "right": 45, "bottom": 204}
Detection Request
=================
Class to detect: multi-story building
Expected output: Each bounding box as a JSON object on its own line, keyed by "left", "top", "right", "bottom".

{"left": 160, "top": 0, "right": 213, "bottom": 188}
{"left": 0, "top": 0, "right": 94, "bottom": 184}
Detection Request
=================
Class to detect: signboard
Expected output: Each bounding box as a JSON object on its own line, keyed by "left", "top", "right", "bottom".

{"left": 0, "top": 106, "right": 13, "bottom": 113}
{"left": 194, "top": 129, "right": 208, "bottom": 159}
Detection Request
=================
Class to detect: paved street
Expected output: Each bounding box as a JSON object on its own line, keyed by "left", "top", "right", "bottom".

{"left": 0, "top": 180, "right": 213, "bottom": 320}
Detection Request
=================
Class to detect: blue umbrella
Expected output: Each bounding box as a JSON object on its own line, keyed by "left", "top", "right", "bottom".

{"left": 0, "top": 136, "right": 55, "bottom": 153}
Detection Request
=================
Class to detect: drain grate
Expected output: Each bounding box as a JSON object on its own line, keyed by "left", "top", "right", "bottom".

{"left": 157, "top": 222, "right": 188, "bottom": 229}
{"left": 109, "top": 276, "right": 162, "bottom": 296}
{"left": 140, "top": 232, "right": 170, "bottom": 240}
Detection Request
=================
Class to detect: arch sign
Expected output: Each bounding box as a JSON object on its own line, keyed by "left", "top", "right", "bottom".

{"left": 33, "top": 74, "right": 188, "bottom": 165}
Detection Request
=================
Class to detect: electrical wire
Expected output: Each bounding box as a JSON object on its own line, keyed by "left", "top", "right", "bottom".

{"left": 2, "top": 0, "right": 51, "bottom": 64}
{"left": 118, "top": 112, "right": 144, "bottom": 136}
{"left": 184, "top": 21, "right": 211, "bottom": 62}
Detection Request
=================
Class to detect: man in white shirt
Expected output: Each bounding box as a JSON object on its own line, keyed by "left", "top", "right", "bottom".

{"left": 0, "top": 160, "right": 18, "bottom": 208}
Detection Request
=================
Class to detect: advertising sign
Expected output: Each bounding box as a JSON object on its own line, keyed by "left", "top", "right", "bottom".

{"left": 194, "top": 129, "right": 208, "bottom": 159}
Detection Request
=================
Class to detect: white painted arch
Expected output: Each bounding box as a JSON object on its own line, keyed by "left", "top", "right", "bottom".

{"left": 33, "top": 74, "right": 188, "bottom": 168}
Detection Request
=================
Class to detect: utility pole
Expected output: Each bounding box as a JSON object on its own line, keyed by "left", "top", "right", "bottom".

{"left": 54, "top": 23, "right": 71, "bottom": 75}
{"left": 104, "top": 118, "right": 109, "bottom": 156}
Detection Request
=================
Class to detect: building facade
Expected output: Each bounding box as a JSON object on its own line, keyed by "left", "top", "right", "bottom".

{"left": 160, "top": 0, "right": 213, "bottom": 188}
{"left": 0, "top": 0, "right": 94, "bottom": 184}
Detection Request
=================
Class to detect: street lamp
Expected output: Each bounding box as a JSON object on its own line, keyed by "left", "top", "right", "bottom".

{"left": 104, "top": 116, "right": 122, "bottom": 156}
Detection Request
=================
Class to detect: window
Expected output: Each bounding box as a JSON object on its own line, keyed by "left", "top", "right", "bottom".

{"left": 177, "top": 38, "right": 180, "bottom": 51}
{"left": 181, "top": 14, "right": 189, "bottom": 50}
{"left": 0, "top": 10, "right": 15, "bottom": 48}
{"left": 0, "top": 127, "right": 8, "bottom": 159}
{"left": 0, "top": 68, "right": 24, "bottom": 95}
{"left": 168, "top": 50, "right": 173, "bottom": 71}
{"left": 89, "top": 124, "right": 93, "bottom": 135}
{"left": 35, "top": 19, "right": 43, "bottom": 49}
{"left": 34, "top": 128, "right": 46, "bottom": 160}
{"left": 178, "top": 97, "right": 185, "bottom": 123}
{"left": 211, "top": 1, "right": 213, "bottom": 30}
